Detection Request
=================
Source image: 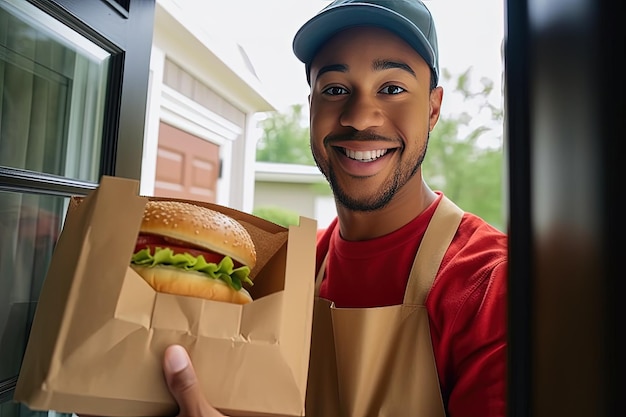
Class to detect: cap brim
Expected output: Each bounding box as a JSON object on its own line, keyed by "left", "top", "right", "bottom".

{"left": 293, "top": 3, "right": 436, "bottom": 76}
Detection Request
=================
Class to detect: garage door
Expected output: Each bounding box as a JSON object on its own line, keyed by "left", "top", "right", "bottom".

{"left": 154, "top": 121, "right": 220, "bottom": 203}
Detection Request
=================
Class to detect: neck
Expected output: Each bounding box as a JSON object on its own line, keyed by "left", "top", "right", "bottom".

{"left": 335, "top": 178, "right": 438, "bottom": 241}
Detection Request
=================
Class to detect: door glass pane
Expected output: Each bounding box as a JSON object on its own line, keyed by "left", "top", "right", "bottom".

{"left": 0, "top": 190, "right": 66, "bottom": 382}
{"left": 0, "top": 0, "right": 110, "bottom": 182}
{"left": 0, "top": 401, "right": 72, "bottom": 417}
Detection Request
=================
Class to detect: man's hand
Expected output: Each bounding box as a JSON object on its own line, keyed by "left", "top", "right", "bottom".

{"left": 163, "top": 344, "right": 226, "bottom": 417}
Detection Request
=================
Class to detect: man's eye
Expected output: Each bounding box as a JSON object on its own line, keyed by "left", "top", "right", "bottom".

{"left": 323, "top": 86, "right": 349, "bottom": 96}
{"left": 380, "top": 85, "right": 405, "bottom": 95}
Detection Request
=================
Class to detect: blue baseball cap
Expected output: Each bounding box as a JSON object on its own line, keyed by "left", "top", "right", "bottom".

{"left": 293, "top": 0, "right": 439, "bottom": 85}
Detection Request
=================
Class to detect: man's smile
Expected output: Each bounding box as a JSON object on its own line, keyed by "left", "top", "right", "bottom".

{"left": 341, "top": 147, "right": 389, "bottom": 162}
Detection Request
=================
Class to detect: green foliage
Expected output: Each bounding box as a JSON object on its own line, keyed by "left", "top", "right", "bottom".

{"left": 424, "top": 68, "right": 505, "bottom": 230}
{"left": 252, "top": 206, "right": 301, "bottom": 228}
{"left": 256, "top": 104, "right": 315, "bottom": 165}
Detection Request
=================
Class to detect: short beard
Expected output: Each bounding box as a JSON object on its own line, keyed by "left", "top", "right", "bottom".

{"left": 313, "top": 134, "right": 429, "bottom": 212}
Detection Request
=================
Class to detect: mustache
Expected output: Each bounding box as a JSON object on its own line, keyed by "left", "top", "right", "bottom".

{"left": 324, "top": 130, "right": 395, "bottom": 145}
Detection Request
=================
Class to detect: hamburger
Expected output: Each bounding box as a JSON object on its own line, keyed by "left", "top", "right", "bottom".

{"left": 130, "top": 200, "right": 256, "bottom": 304}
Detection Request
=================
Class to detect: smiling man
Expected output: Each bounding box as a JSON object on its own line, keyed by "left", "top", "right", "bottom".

{"left": 307, "top": 25, "right": 440, "bottom": 238}
{"left": 158, "top": 1, "right": 508, "bottom": 416}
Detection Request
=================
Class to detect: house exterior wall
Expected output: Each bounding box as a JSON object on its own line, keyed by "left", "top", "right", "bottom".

{"left": 254, "top": 181, "right": 320, "bottom": 219}
{"left": 142, "top": 0, "right": 276, "bottom": 211}
{"left": 253, "top": 180, "right": 336, "bottom": 229}
{"left": 163, "top": 59, "right": 247, "bottom": 127}
{"left": 253, "top": 162, "right": 337, "bottom": 228}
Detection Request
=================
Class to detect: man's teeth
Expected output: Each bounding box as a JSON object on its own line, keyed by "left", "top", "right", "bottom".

{"left": 344, "top": 148, "right": 388, "bottom": 162}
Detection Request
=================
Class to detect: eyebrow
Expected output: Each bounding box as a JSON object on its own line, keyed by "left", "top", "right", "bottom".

{"left": 315, "top": 60, "right": 416, "bottom": 80}
{"left": 316, "top": 64, "right": 348, "bottom": 78}
{"left": 372, "top": 59, "right": 416, "bottom": 77}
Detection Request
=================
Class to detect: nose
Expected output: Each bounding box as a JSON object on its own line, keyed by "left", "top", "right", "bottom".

{"left": 339, "top": 93, "right": 384, "bottom": 131}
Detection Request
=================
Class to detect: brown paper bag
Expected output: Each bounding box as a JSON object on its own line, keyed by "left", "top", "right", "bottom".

{"left": 14, "top": 176, "right": 317, "bottom": 417}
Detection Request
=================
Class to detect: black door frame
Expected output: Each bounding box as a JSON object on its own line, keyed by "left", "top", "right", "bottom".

{"left": 506, "top": 0, "right": 622, "bottom": 415}
{"left": 0, "top": 0, "right": 155, "bottom": 198}
{"left": 0, "top": 0, "right": 155, "bottom": 402}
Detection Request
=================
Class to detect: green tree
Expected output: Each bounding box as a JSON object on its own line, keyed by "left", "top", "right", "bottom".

{"left": 424, "top": 68, "right": 505, "bottom": 230}
{"left": 256, "top": 104, "right": 315, "bottom": 165}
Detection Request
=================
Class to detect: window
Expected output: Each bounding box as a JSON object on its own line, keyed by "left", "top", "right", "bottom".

{"left": 0, "top": 0, "right": 110, "bottom": 182}
{"left": 0, "top": 0, "right": 111, "bottom": 406}
{"left": 0, "top": 0, "right": 155, "bottom": 411}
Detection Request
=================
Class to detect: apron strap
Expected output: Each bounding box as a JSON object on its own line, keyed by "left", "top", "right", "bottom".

{"left": 315, "top": 254, "right": 327, "bottom": 296}
{"left": 403, "top": 196, "right": 464, "bottom": 305}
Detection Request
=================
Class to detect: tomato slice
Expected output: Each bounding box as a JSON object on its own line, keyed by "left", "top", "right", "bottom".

{"left": 134, "top": 234, "right": 241, "bottom": 267}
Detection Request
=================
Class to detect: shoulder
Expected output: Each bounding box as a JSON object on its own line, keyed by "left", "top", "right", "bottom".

{"left": 451, "top": 211, "right": 507, "bottom": 283}
{"left": 429, "top": 210, "right": 508, "bottom": 313}
{"left": 454, "top": 211, "right": 508, "bottom": 261}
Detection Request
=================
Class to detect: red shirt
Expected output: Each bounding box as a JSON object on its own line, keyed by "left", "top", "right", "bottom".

{"left": 315, "top": 193, "right": 508, "bottom": 417}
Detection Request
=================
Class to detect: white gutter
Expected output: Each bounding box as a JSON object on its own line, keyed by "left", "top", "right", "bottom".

{"left": 255, "top": 162, "right": 326, "bottom": 184}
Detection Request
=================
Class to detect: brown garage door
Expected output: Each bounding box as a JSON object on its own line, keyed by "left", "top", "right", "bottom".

{"left": 154, "top": 121, "right": 220, "bottom": 203}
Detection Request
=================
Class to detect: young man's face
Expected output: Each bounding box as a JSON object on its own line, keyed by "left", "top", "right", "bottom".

{"left": 308, "top": 26, "right": 443, "bottom": 212}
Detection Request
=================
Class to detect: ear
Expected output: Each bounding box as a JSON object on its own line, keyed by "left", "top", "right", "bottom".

{"left": 428, "top": 86, "right": 444, "bottom": 132}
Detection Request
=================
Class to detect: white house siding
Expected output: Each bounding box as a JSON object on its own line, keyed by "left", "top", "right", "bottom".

{"left": 253, "top": 162, "right": 336, "bottom": 229}
{"left": 142, "top": 0, "right": 277, "bottom": 211}
{"left": 145, "top": 1, "right": 336, "bottom": 225}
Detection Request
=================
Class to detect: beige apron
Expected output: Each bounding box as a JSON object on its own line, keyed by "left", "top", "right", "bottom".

{"left": 305, "top": 197, "right": 463, "bottom": 417}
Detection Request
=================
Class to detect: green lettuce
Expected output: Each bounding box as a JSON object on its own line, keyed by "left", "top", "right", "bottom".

{"left": 131, "top": 247, "right": 253, "bottom": 291}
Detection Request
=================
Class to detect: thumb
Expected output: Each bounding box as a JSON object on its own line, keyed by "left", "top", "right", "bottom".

{"left": 163, "top": 344, "right": 225, "bottom": 417}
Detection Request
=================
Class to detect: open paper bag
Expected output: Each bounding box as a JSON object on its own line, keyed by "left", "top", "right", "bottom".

{"left": 14, "top": 176, "right": 317, "bottom": 417}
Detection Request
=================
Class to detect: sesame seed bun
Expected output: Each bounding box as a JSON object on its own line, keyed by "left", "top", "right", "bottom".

{"left": 140, "top": 200, "right": 256, "bottom": 269}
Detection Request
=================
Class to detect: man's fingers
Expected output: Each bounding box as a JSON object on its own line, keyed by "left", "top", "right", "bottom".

{"left": 163, "top": 344, "right": 225, "bottom": 417}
